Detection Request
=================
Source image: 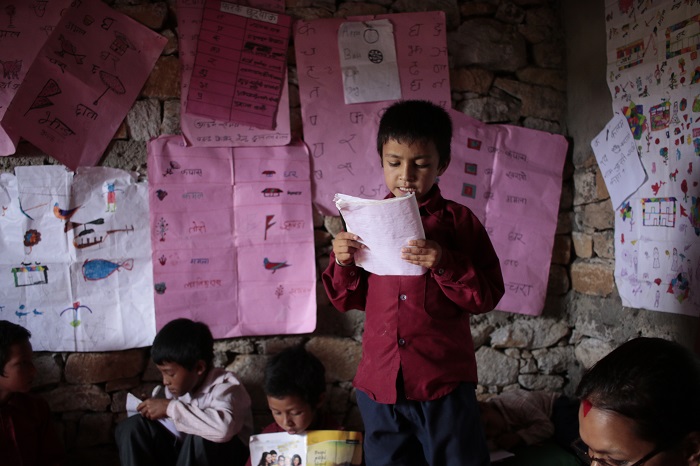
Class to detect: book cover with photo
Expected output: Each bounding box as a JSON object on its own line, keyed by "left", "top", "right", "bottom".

{"left": 250, "top": 430, "right": 362, "bottom": 466}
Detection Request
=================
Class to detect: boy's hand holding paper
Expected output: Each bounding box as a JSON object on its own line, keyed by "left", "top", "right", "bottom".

{"left": 333, "top": 193, "right": 427, "bottom": 276}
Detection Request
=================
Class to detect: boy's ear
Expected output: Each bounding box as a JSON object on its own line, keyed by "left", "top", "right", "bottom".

{"left": 437, "top": 160, "right": 449, "bottom": 176}
{"left": 194, "top": 359, "right": 207, "bottom": 376}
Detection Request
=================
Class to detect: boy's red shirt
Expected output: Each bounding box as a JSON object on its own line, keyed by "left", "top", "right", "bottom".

{"left": 0, "top": 392, "right": 64, "bottom": 466}
{"left": 323, "top": 185, "right": 504, "bottom": 404}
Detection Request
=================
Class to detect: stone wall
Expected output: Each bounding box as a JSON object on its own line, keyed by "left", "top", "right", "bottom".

{"left": 2, "top": 0, "right": 697, "bottom": 464}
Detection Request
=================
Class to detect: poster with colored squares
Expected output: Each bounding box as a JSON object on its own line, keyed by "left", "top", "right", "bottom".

{"left": 604, "top": 0, "right": 700, "bottom": 315}
{"left": 439, "top": 110, "right": 568, "bottom": 316}
{"left": 0, "top": 166, "right": 155, "bottom": 351}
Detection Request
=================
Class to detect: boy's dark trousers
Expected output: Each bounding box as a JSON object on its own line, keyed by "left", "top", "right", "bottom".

{"left": 356, "top": 381, "right": 490, "bottom": 466}
{"left": 115, "top": 414, "right": 248, "bottom": 466}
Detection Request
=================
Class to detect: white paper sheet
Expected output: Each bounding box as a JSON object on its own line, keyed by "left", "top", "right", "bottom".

{"left": 591, "top": 113, "right": 647, "bottom": 209}
{"left": 490, "top": 450, "right": 515, "bottom": 462}
{"left": 334, "top": 192, "right": 426, "bottom": 276}
{"left": 126, "top": 392, "right": 184, "bottom": 440}
{"left": 337, "top": 19, "right": 401, "bottom": 104}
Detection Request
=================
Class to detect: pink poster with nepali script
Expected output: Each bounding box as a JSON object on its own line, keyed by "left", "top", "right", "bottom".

{"left": 177, "top": 0, "right": 291, "bottom": 147}
{"left": 3, "top": 0, "right": 166, "bottom": 169}
{"left": 439, "top": 110, "right": 568, "bottom": 316}
{"left": 0, "top": 0, "right": 71, "bottom": 156}
{"left": 148, "top": 135, "right": 315, "bottom": 338}
{"left": 186, "top": 0, "right": 291, "bottom": 130}
{"left": 294, "top": 11, "right": 451, "bottom": 215}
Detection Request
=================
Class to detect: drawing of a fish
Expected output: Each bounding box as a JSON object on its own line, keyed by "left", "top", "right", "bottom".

{"left": 82, "top": 258, "right": 134, "bottom": 281}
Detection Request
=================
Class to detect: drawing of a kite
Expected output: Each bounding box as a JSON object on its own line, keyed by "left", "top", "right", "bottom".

{"left": 24, "top": 79, "right": 61, "bottom": 115}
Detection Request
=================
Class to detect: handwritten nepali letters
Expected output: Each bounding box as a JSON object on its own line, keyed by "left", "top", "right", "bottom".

{"left": 338, "top": 19, "right": 401, "bottom": 104}
{"left": 148, "top": 135, "right": 316, "bottom": 338}
{"left": 0, "top": 0, "right": 70, "bottom": 156}
{"left": 295, "top": 11, "right": 451, "bottom": 215}
{"left": 178, "top": 0, "right": 291, "bottom": 147}
{"left": 2, "top": 1, "right": 166, "bottom": 170}
{"left": 187, "top": 0, "right": 291, "bottom": 130}
{"left": 233, "top": 143, "right": 316, "bottom": 335}
{"left": 604, "top": 0, "right": 700, "bottom": 315}
{"left": 439, "top": 111, "right": 569, "bottom": 316}
{"left": 0, "top": 166, "right": 155, "bottom": 351}
{"left": 592, "top": 113, "right": 647, "bottom": 210}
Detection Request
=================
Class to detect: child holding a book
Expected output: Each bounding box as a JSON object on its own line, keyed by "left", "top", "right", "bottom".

{"left": 116, "top": 318, "right": 254, "bottom": 466}
{"left": 323, "top": 100, "right": 504, "bottom": 465}
{"left": 245, "top": 345, "right": 341, "bottom": 466}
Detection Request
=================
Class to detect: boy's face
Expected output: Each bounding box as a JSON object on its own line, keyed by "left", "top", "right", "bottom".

{"left": 0, "top": 340, "right": 36, "bottom": 398}
{"left": 381, "top": 138, "right": 447, "bottom": 202}
{"left": 267, "top": 394, "right": 319, "bottom": 435}
{"left": 156, "top": 360, "right": 206, "bottom": 398}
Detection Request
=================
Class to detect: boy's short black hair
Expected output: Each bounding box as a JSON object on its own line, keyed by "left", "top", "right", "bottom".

{"left": 264, "top": 345, "right": 326, "bottom": 407}
{"left": 151, "top": 318, "right": 214, "bottom": 371}
{"left": 0, "top": 321, "right": 31, "bottom": 376}
{"left": 376, "top": 99, "right": 453, "bottom": 169}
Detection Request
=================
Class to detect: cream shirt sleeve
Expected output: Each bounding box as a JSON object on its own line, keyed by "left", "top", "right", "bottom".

{"left": 166, "top": 370, "right": 252, "bottom": 443}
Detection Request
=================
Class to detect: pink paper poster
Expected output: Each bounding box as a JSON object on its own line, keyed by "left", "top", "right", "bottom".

{"left": 294, "top": 11, "right": 451, "bottom": 215}
{"left": 177, "top": 0, "right": 291, "bottom": 147}
{"left": 0, "top": 0, "right": 70, "bottom": 156}
{"left": 186, "top": 0, "right": 291, "bottom": 130}
{"left": 2, "top": 1, "right": 166, "bottom": 170}
{"left": 148, "top": 135, "right": 316, "bottom": 338}
{"left": 439, "top": 111, "right": 568, "bottom": 316}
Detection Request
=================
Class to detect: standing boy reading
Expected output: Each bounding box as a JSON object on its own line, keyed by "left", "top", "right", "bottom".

{"left": 0, "top": 320, "right": 64, "bottom": 466}
{"left": 116, "top": 318, "right": 254, "bottom": 466}
{"left": 245, "top": 345, "right": 341, "bottom": 466}
{"left": 322, "top": 100, "right": 504, "bottom": 465}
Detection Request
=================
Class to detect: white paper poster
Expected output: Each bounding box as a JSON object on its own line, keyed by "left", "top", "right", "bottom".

{"left": 605, "top": 0, "right": 700, "bottom": 316}
{"left": 0, "top": 166, "right": 155, "bottom": 351}
{"left": 338, "top": 19, "right": 401, "bottom": 104}
{"left": 591, "top": 112, "right": 648, "bottom": 209}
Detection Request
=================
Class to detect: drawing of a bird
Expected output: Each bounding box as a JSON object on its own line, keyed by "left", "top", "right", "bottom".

{"left": 56, "top": 34, "right": 85, "bottom": 64}
{"left": 53, "top": 202, "right": 80, "bottom": 221}
{"left": 263, "top": 257, "right": 290, "bottom": 273}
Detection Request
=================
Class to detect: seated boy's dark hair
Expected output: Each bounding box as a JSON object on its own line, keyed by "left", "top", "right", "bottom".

{"left": 151, "top": 318, "right": 214, "bottom": 370}
{"left": 0, "top": 321, "right": 31, "bottom": 376}
{"left": 576, "top": 337, "right": 700, "bottom": 447}
{"left": 376, "top": 99, "right": 453, "bottom": 168}
{"left": 264, "top": 345, "right": 326, "bottom": 406}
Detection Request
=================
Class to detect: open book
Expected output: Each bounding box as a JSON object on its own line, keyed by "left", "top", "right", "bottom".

{"left": 126, "top": 392, "right": 185, "bottom": 441}
{"left": 334, "top": 193, "right": 426, "bottom": 276}
{"left": 249, "top": 430, "right": 362, "bottom": 466}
